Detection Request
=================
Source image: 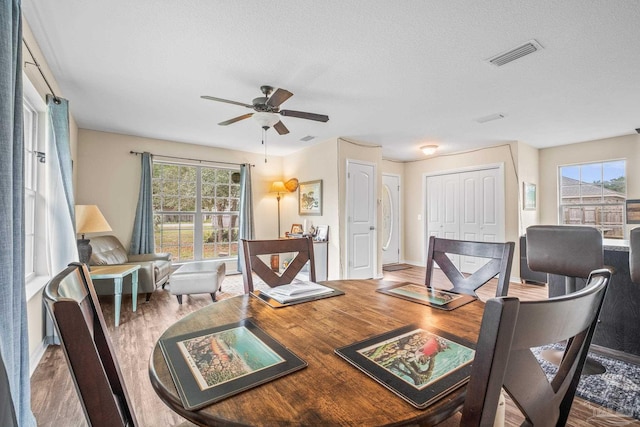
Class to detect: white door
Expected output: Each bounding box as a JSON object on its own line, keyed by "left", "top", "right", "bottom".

{"left": 347, "top": 161, "right": 376, "bottom": 279}
{"left": 382, "top": 174, "right": 400, "bottom": 265}
{"left": 459, "top": 168, "right": 503, "bottom": 273}
{"left": 426, "top": 166, "right": 504, "bottom": 274}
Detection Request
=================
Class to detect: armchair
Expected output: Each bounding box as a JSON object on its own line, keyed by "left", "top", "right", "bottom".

{"left": 89, "top": 235, "right": 171, "bottom": 301}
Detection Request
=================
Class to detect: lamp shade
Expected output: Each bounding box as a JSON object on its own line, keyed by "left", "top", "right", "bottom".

{"left": 75, "top": 205, "right": 112, "bottom": 236}
{"left": 270, "top": 181, "right": 287, "bottom": 194}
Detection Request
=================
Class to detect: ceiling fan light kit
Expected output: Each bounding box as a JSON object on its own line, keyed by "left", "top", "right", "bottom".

{"left": 253, "top": 112, "right": 280, "bottom": 129}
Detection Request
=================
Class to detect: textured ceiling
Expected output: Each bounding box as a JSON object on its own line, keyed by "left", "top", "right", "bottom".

{"left": 21, "top": 1, "right": 640, "bottom": 161}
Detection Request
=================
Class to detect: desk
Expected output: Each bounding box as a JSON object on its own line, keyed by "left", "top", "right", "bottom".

{"left": 90, "top": 264, "right": 140, "bottom": 327}
{"left": 149, "top": 279, "right": 484, "bottom": 425}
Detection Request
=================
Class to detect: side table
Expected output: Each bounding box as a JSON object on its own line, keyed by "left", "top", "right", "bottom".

{"left": 89, "top": 264, "right": 141, "bottom": 326}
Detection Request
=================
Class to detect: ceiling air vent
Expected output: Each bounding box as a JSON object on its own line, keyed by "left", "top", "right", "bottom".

{"left": 487, "top": 40, "right": 543, "bottom": 67}
{"left": 300, "top": 135, "right": 315, "bottom": 142}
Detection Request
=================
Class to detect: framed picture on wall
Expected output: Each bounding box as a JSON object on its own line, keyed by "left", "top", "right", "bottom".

{"left": 626, "top": 200, "right": 640, "bottom": 224}
{"left": 523, "top": 182, "right": 536, "bottom": 210}
{"left": 299, "top": 180, "right": 322, "bottom": 216}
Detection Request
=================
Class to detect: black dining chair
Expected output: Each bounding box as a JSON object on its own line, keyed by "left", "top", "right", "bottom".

{"left": 425, "top": 236, "right": 515, "bottom": 298}
{"left": 241, "top": 237, "right": 316, "bottom": 293}
{"left": 43, "top": 262, "right": 139, "bottom": 427}
{"left": 454, "top": 268, "right": 611, "bottom": 426}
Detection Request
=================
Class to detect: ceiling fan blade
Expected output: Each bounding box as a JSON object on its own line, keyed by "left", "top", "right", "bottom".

{"left": 201, "top": 95, "right": 254, "bottom": 109}
{"left": 279, "top": 109, "right": 329, "bottom": 122}
{"left": 266, "top": 88, "right": 293, "bottom": 108}
{"left": 273, "top": 121, "right": 289, "bottom": 135}
{"left": 218, "top": 113, "right": 253, "bottom": 126}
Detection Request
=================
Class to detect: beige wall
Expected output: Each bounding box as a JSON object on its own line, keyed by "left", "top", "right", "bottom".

{"left": 283, "top": 138, "right": 340, "bottom": 278}
{"left": 539, "top": 133, "right": 640, "bottom": 235}
{"left": 517, "top": 141, "right": 540, "bottom": 233}
{"left": 76, "top": 130, "right": 282, "bottom": 250}
{"left": 402, "top": 143, "right": 521, "bottom": 269}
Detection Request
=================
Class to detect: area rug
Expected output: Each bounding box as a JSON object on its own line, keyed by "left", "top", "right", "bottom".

{"left": 382, "top": 263, "right": 413, "bottom": 272}
{"left": 533, "top": 345, "right": 640, "bottom": 420}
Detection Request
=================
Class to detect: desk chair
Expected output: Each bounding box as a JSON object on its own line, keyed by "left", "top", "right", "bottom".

{"left": 526, "top": 225, "right": 606, "bottom": 375}
{"left": 456, "top": 268, "right": 611, "bottom": 426}
{"left": 241, "top": 237, "right": 316, "bottom": 293}
{"left": 425, "top": 236, "right": 515, "bottom": 298}
{"left": 43, "top": 262, "right": 138, "bottom": 427}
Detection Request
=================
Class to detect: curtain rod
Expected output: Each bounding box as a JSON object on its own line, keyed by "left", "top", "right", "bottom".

{"left": 129, "top": 151, "right": 254, "bottom": 167}
{"left": 22, "top": 39, "right": 61, "bottom": 104}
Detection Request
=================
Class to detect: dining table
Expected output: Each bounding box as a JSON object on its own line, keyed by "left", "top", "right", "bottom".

{"left": 148, "top": 279, "right": 486, "bottom": 426}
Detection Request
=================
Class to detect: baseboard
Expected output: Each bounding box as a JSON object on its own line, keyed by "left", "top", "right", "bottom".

{"left": 591, "top": 344, "right": 640, "bottom": 365}
{"left": 30, "top": 339, "right": 49, "bottom": 377}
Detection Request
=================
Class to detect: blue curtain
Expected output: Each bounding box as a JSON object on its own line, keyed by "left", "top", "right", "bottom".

{"left": 130, "top": 152, "right": 154, "bottom": 254}
{"left": 0, "top": 0, "right": 36, "bottom": 424}
{"left": 237, "top": 164, "right": 255, "bottom": 272}
{"left": 47, "top": 96, "right": 74, "bottom": 227}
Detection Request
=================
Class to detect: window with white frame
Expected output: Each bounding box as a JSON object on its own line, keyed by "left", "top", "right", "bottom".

{"left": 152, "top": 161, "right": 241, "bottom": 262}
{"left": 558, "top": 160, "right": 626, "bottom": 239}
{"left": 23, "top": 97, "right": 41, "bottom": 281}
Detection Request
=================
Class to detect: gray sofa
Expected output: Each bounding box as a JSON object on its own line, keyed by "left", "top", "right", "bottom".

{"left": 89, "top": 235, "right": 171, "bottom": 301}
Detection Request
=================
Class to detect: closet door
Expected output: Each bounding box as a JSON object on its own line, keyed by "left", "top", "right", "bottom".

{"left": 426, "top": 167, "right": 504, "bottom": 274}
{"left": 459, "top": 168, "right": 503, "bottom": 273}
{"left": 426, "top": 174, "right": 460, "bottom": 240}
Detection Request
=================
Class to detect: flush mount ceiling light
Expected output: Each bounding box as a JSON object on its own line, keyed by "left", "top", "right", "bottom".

{"left": 421, "top": 145, "right": 438, "bottom": 156}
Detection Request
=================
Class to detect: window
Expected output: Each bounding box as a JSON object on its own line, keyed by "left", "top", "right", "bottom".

{"left": 559, "top": 160, "right": 626, "bottom": 238}
{"left": 23, "top": 99, "right": 39, "bottom": 280}
{"left": 152, "top": 162, "right": 241, "bottom": 262}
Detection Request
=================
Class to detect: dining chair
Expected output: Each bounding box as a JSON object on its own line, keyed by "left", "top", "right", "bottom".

{"left": 457, "top": 267, "right": 611, "bottom": 426}
{"left": 241, "top": 237, "right": 316, "bottom": 293}
{"left": 526, "top": 225, "right": 603, "bottom": 295}
{"left": 43, "top": 262, "right": 138, "bottom": 427}
{"left": 425, "top": 236, "right": 515, "bottom": 298}
{"left": 525, "top": 225, "right": 606, "bottom": 375}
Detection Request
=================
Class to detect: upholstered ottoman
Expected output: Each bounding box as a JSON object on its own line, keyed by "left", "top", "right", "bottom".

{"left": 170, "top": 261, "right": 226, "bottom": 304}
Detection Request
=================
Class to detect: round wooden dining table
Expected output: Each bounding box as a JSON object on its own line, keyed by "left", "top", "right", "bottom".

{"left": 149, "top": 279, "right": 485, "bottom": 426}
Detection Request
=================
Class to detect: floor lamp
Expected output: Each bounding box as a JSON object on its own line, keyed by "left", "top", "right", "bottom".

{"left": 270, "top": 181, "right": 287, "bottom": 238}
{"left": 75, "top": 205, "right": 112, "bottom": 266}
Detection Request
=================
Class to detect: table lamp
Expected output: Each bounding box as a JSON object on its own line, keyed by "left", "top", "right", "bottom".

{"left": 270, "top": 181, "right": 287, "bottom": 238}
{"left": 75, "top": 205, "right": 112, "bottom": 266}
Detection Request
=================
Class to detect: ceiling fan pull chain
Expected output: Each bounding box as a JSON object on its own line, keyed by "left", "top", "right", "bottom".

{"left": 263, "top": 127, "right": 268, "bottom": 163}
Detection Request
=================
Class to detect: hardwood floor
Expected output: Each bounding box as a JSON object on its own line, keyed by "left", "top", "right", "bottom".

{"left": 30, "top": 266, "right": 639, "bottom": 426}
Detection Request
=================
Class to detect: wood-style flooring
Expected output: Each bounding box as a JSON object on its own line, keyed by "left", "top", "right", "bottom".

{"left": 30, "top": 266, "right": 640, "bottom": 426}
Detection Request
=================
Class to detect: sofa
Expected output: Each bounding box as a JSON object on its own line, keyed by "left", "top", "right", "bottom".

{"left": 89, "top": 235, "right": 172, "bottom": 301}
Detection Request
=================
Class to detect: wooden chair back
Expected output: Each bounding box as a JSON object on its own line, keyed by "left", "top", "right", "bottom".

{"left": 460, "top": 268, "right": 611, "bottom": 426}
{"left": 42, "top": 262, "right": 137, "bottom": 427}
{"left": 241, "top": 237, "right": 316, "bottom": 293}
{"left": 425, "top": 236, "right": 515, "bottom": 297}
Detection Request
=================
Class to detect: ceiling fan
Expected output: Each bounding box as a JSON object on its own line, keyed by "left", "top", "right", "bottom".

{"left": 201, "top": 85, "right": 329, "bottom": 135}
